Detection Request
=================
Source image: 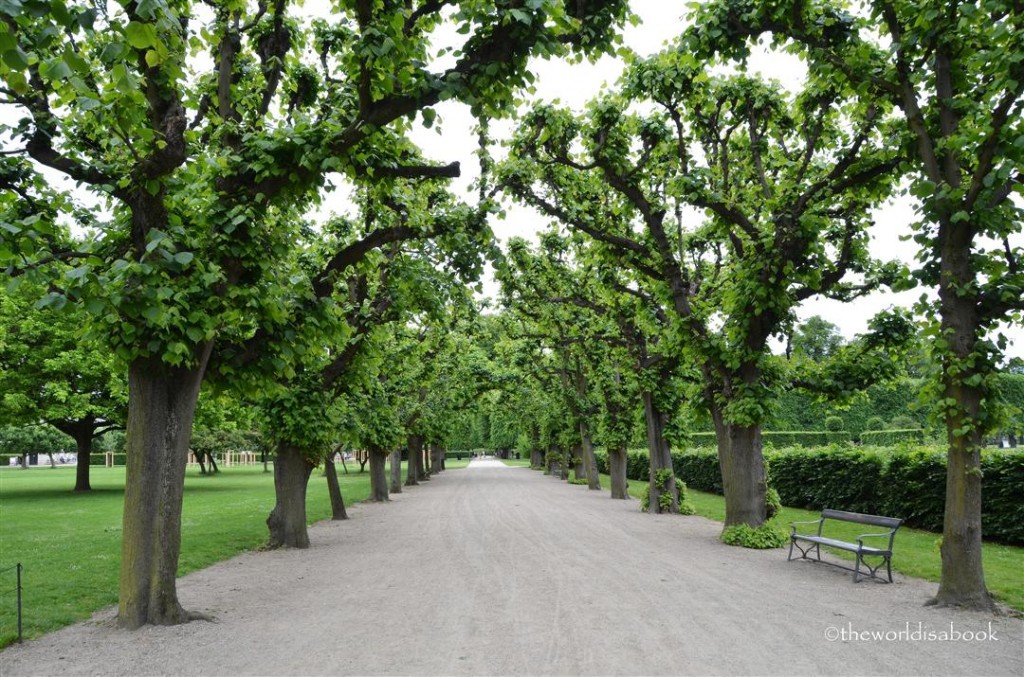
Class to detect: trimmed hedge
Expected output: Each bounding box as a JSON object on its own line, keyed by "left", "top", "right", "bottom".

{"left": 596, "top": 445, "right": 1024, "bottom": 544}
{"left": 859, "top": 429, "right": 928, "bottom": 446}
{"left": 683, "top": 431, "right": 851, "bottom": 447}
{"left": 672, "top": 445, "right": 1024, "bottom": 545}
{"left": 89, "top": 452, "right": 127, "bottom": 466}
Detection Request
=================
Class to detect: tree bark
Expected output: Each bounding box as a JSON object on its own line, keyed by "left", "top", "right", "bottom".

{"left": 579, "top": 421, "right": 601, "bottom": 490}
{"left": 641, "top": 390, "right": 678, "bottom": 513}
{"left": 324, "top": 452, "right": 348, "bottom": 521}
{"left": 420, "top": 439, "right": 431, "bottom": 481}
{"left": 368, "top": 446, "right": 389, "bottom": 502}
{"left": 432, "top": 443, "right": 444, "bottom": 474}
{"left": 608, "top": 445, "right": 629, "bottom": 499}
{"left": 930, "top": 229, "right": 993, "bottom": 609}
{"left": 389, "top": 449, "right": 403, "bottom": 494}
{"left": 530, "top": 446, "right": 544, "bottom": 468}
{"left": 118, "top": 349, "right": 210, "bottom": 629}
{"left": 266, "top": 440, "right": 316, "bottom": 548}
{"left": 571, "top": 443, "right": 585, "bottom": 481}
{"left": 72, "top": 430, "right": 93, "bottom": 492}
{"left": 711, "top": 407, "right": 766, "bottom": 528}
{"left": 405, "top": 434, "right": 422, "bottom": 486}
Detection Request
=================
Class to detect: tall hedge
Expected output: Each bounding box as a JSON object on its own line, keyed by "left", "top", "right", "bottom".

{"left": 669, "top": 445, "right": 1023, "bottom": 545}
{"left": 683, "top": 431, "right": 851, "bottom": 447}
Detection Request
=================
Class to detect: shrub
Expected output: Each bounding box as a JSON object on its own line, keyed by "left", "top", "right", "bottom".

{"left": 859, "top": 429, "right": 926, "bottom": 446}
{"left": 825, "top": 416, "right": 845, "bottom": 432}
{"left": 721, "top": 523, "right": 788, "bottom": 549}
{"left": 889, "top": 415, "right": 918, "bottom": 430}
{"left": 766, "top": 487, "right": 782, "bottom": 521}
{"left": 982, "top": 452, "right": 1024, "bottom": 544}
{"left": 672, "top": 449, "right": 721, "bottom": 493}
{"left": 684, "top": 430, "right": 850, "bottom": 447}
{"left": 639, "top": 472, "right": 696, "bottom": 515}
{"left": 864, "top": 416, "right": 887, "bottom": 431}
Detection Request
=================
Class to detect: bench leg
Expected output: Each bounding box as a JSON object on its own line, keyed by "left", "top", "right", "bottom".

{"left": 788, "top": 537, "right": 795, "bottom": 561}
{"left": 853, "top": 554, "right": 862, "bottom": 583}
{"left": 886, "top": 557, "right": 893, "bottom": 583}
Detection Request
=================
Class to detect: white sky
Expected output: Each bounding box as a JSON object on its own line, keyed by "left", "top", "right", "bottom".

{"left": 394, "top": 0, "right": 1024, "bottom": 360}
{"left": 5, "top": 1, "right": 1021, "bottom": 358}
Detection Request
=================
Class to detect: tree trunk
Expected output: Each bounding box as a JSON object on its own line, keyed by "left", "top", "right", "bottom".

{"left": 530, "top": 446, "right": 544, "bottom": 468}
{"left": 118, "top": 350, "right": 210, "bottom": 629}
{"left": 930, "top": 238, "right": 993, "bottom": 610}
{"left": 405, "top": 434, "right": 422, "bottom": 486}
{"left": 641, "top": 391, "right": 678, "bottom": 513}
{"left": 420, "top": 439, "right": 431, "bottom": 481}
{"left": 434, "top": 443, "right": 446, "bottom": 474}
{"left": 579, "top": 421, "right": 601, "bottom": 490}
{"left": 324, "top": 453, "right": 348, "bottom": 521}
{"left": 712, "top": 407, "right": 766, "bottom": 528}
{"left": 608, "top": 445, "right": 629, "bottom": 500}
{"left": 368, "top": 446, "right": 389, "bottom": 502}
{"left": 73, "top": 430, "right": 93, "bottom": 492}
{"left": 266, "top": 441, "right": 316, "bottom": 548}
{"left": 571, "top": 443, "right": 585, "bottom": 481}
{"left": 389, "top": 449, "right": 403, "bottom": 494}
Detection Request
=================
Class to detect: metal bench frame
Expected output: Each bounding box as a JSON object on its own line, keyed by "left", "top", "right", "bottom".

{"left": 788, "top": 509, "right": 903, "bottom": 583}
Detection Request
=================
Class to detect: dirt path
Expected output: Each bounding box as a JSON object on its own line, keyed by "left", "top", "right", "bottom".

{"left": 2, "top": 460, "right": 1021, "bottom": 676}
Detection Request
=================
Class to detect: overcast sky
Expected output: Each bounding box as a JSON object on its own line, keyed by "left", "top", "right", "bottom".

{"left": 7, "top": 1, "right": 1021, "bottom": 358}
{"left": 391, "top": 0, "right": 1023, "bottom": 359}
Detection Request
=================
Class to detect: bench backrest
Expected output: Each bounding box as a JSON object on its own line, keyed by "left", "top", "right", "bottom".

{"left": 822, "top": 509, "right": 902, "bottom": 530}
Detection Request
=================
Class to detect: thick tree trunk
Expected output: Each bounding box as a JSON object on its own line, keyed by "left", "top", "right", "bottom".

{"left": 571, "top": 443, "right": 585, "bottom": 481}
{"left": 324, "top": 453, "right": 348, "bottom": 521}
{"left": 72, "top": 430, "right": 93, "bottom": 492}
{"left": 712, "top": 408, "right": 766, "bottom": 528}
{"left": 405, "top": 434, "right": 422, "bottom": 486}
{"left": 930, "top": 240, "right": 993, "bottom": 610}
{"left": 608, "top": 446, "right": 629, "bottom": 500}
{"left": 266, "top": 441, "right": 316, "bottom": 548}
{"left": 118, "top": 350, "right": 210, "bottom": 629}
{"left": 579, "top": 421, "right": 601, "bottom": 490}
{"left": 368, "top": 446, "right": 389, "bottom": 502}
{"left": 389, "top": 449, "right": 403, "bottom": 494}
{"left": 641, "top": 391, "right": 678, "bottom": 513}
{"left": 530, "top": 446, "right": 544, "bottom": 468}
{"left": 433, "top": 443, "right": 446, "bottom": 474}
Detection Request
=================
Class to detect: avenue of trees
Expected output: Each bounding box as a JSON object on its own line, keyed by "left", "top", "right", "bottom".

{"left": 0, "top": 0, "right": 1019, "bottom": 624}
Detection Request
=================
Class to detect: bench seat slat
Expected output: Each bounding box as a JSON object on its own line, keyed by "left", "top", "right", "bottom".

{"left": 792, "top": 534, "right": 889, "bottom": 555}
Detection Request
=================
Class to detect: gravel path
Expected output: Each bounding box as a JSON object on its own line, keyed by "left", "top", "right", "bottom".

{"left": 2, "top": 459, "right": 1021, "bottom": 676}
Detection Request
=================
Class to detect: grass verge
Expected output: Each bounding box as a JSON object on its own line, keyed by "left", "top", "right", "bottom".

{"left": 0, "top": 461, "right": 464, "bottom": 647}
{"left": 587, "top": 471, "right": 1023, "bottom": 612}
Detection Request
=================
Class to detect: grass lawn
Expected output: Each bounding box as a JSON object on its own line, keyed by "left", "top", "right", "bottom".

{"left": 0, "top": 461, "right": 459, "bottom": 647}
{"left": 583, "top": 469, "right": 1023, "bottom": 612}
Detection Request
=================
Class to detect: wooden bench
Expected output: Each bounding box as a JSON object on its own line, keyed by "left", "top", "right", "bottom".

{"left": 788, "top": 509, "right": 903, "bottom": 583}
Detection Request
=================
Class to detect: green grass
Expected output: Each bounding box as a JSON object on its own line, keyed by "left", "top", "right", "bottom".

{"left": 589, "top": 471, "right": 1023, "bottom": 611}
{"left": 500, "top": 459, "right": 532, "bottom": 467}
{"left": 0, "top": 462, "right": 453, "bottom": 647}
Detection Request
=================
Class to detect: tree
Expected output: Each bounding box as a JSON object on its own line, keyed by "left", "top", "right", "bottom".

{"left": 499, "top": 53, "right": 899, "bottom": 530}
{"left": 0, "top": 279, "right": 125, "bottom": 490}
{"left": 1, "top": 0, "right": 632, "bottom": 628}
{"left": 689, "top": 0, "right": 1023, "bottom": 609}
{"left": 790, "top": 316, "right": 843, "bottom": 362}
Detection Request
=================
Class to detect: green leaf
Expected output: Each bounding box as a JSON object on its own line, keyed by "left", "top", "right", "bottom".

{"left": 3, "top": 47, "right": 28, "bottom": 70}
{"left": 124, "top": 22, "right": 158, "bottom": 50}
{"left": 172, "top": 251, "right": 193, "bottom": 266}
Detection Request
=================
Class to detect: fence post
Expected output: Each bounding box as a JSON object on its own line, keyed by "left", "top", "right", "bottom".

{"left": 16, "top": 563, "right": 22, "bottom": 643}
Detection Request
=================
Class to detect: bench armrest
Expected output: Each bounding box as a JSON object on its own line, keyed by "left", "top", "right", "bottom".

{"left": 857, "top": 530, "right": 897, "bottom": 549}
{"left": 790, "top": 518, "right": 823, "bottom": 535}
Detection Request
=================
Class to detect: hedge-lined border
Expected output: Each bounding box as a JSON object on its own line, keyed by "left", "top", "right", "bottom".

{"left": 595, "top": 445, "right": 1024, "bottom": 545}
